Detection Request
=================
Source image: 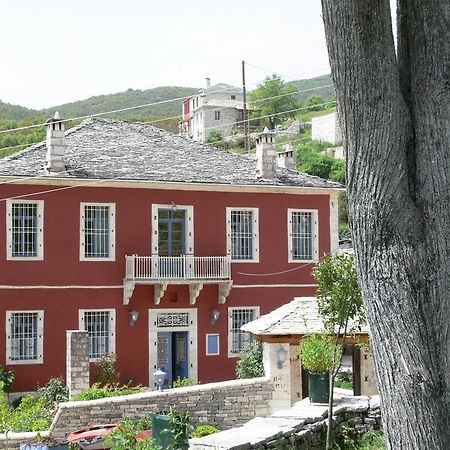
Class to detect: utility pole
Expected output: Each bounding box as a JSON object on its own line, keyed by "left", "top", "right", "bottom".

{"left": 242, "top": 60, "right": 249, "bottom": 152}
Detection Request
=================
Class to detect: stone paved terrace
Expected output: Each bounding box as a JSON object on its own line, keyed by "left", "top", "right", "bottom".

{"left": 189, "top": 394, "right": 381, "bottom": 450}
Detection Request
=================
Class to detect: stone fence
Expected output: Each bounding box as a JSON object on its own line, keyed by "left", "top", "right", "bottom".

{"left": 190, "top": 395, "right": 382, "bottom": 450}
{"left": 50, "top": 377, "right": 273, "bottom": 439}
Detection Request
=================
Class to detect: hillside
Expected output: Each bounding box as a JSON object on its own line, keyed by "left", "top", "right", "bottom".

{"left": 287, "top": 74, "right": 335, "bottom": 102}
{"left": 0, "top": 100, "right": 38, "bottom": 120}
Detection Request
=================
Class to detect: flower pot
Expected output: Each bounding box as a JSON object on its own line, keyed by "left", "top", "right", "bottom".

{"left": 308, "top": 371, "right": 330, "bottom": 403}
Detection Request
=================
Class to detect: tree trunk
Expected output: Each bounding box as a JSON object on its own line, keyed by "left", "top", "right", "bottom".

{"left": 320, "top": 0, "right": 450, "bottom": 449}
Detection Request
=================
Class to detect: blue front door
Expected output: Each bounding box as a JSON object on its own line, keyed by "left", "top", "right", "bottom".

{"left": 157, "top": 331, "right": 188, "bottom": 387}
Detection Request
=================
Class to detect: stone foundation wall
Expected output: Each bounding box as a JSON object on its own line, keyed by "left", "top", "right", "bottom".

{"left": 50, "top": 377, "right": 273, "bottom": 439}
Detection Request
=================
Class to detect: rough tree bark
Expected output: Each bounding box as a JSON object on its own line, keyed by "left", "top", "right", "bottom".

{"left": 320, "top": 1, "right": 450, "bottom": 449}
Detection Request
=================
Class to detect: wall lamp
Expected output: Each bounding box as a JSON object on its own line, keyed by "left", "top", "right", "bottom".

{"left": 276, "top": 344, "right": 288, "bottom": 369}
{"left": 210, "top": 308, "right": 220, "bottom": 325}
{"left": 129, "top": 309, "right": 139, "bottom": 327}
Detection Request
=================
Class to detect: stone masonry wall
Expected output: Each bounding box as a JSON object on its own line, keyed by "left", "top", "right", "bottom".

{"left": 66, "top": 330, "right": 90, "bottom": 399}
{"left": 50, "top": 377, "right": 273, "bottom": 439}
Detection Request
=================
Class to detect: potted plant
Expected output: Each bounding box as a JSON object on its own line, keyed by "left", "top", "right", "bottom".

{"left": 299, "top": 334, "right": 342, "bottom": 403}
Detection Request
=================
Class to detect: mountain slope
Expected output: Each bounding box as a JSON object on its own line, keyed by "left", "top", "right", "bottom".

{"left": 287, "top": 74, "right": 335, "bottom": 102}
{"left": 0, "top": 100, "right": 38, "bottom": 120}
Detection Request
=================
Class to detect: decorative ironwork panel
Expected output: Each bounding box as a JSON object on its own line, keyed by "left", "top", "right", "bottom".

{"left": 157, "top": 312, "right": 189, "bottom": 328}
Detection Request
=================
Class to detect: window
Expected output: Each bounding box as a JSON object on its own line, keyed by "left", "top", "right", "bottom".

{"left": 80, "top": 203, "right": 115, "bottom": 261}
{"left": 214, "top": 110, "right": 221, "bottom": 120}
{"left": 6, "top": 311, "right": 43, "bottom": 364}
{"left": 226, "top": 208, "right": 259, "bottom": 262}
{"left": 228, "top": 307, "right": 259, "bottom": 357}
{"left": 7, "top": 200, "right": 44, "bottom": 260}
{"left": 230, "top": 95, "right": 236, "bottom": 100}
{"left": 79, "top": 309, "right": 116, "bottom": 360}
{"left": 206, "top": 334, "right": 220, "bottom": 355}
{"left": 288, "top": 209, "right": 318, "bottom": 262}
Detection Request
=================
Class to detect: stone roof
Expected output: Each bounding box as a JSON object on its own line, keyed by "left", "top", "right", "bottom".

{"left": 0, "top": 118, "right": 341, "bottom": 189}
{"left": 203, "top": 99, "right": 246, "bottom": 109}
{"left": 202, "top": 83, "right": 242, "bottom": 94}
{"left": 241, "top": 297, "right": 369, "bottom": 336}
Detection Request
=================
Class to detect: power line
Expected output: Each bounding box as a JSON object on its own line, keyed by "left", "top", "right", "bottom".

{"left": 245, "top": 62, "right": 331, "bottom": 81}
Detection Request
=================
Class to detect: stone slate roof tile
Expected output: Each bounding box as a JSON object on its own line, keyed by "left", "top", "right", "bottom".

{"left": 0, "top": 118, "right": 341, "bottom": 189}
{"left": 241, "top": 297, "right": 369, "bottom": 336}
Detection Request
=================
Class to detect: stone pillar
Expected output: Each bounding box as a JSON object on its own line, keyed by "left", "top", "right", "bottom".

{"left": 360, "top": 350, "right": 378, "bottom": 396}
{"left": 263, "top": 342, "right": 294, "bottom": 414}
{"left": 255, "top": 128, "right": 276, "bottom": 179}
{"left": 66, "top": 330, "right": 90, "bottom": 399}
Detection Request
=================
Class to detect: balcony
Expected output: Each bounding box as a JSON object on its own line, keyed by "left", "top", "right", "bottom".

{"left": 123, "top": 255, "right": 233, "bottom": 305}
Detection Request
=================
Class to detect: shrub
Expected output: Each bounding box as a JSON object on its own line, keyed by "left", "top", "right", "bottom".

{"left": 299, "top": 334, "right": 341, "bottom": 373}
{"left": 94, "top": 353, "right": 119, "bottom": 386}
{"left": 235, "top": 340, "right": 264, "bottom": 379}
{"left": 38, "top": 377, "right": 69, "bottom": 406}
{"left": 2, "top": 395, "right": 51, "bottom": 432}
{"left": 191, "top": 424, "right": 219, "bottom": 438}
{"left": 205, "top": 130, "right": 227, "bottom": 148}
{"left": 171, "top": 377, "right": 197, "bottom": 389}
{"left": 74, "top": 383, "right": 143, "bottom": 401}
{"left": 0, "top": 366, "right": 15, "bottom": 393}
{"left": 105, "top": 416, "right": 158, "bottom": 450}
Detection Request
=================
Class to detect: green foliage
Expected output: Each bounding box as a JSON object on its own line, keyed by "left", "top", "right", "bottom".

{"left": 313, "top": 253, "right": 366, "bottom": 333}
{"left": 0, "top": 366, "right": 15, "bottom": 393}
{"left": 94, "top": 353, "right": 120, "bottom": 386}
{"left": 235, "top": 340, "right": 264, "bottom": 379}
{"left": 73, "top": 383, "right": 143, "bottom": 401}
{"left": 299, "top": 334, "right": 341, "bottom": 373}
{"left": 304, "top": 95, "right": 327, "bottom": 111}
{"left": 191, "top": 424, "right": 219, "bottom": 438}
{"left": 171, "top": 377, "right": 198, "bottom": 389}
{"left": 0, "top": 395, "right": 52, "bottom": 432}
{"left": 295, "top": 138, "right": 345, "bottom": 183}
{"left": 333, "top": 428, "right": 384, "bottom": 450}
{"left": 105, "top": 416, "right": 159, "bottom": 450}
{"left": 334, "top": 372, "right": 353, "bottom": 390}
{"left": 250, "top": 74, "right": 300, "bottom": 129}
{"left": 286, "top": 74, "right": 335, "bottom": 103}
{"left": 205, "top": 130, "right": 227, "bottom": 149}
{"left": 38, "top": 377, "right": 69, "bottom": 406}
{"left": 165, "top": 410, "right": 192, "bottom": 450}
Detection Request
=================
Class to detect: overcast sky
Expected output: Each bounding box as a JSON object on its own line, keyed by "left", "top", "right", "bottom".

{"left": 0, "top": 1, "right": 333, "bottom": 110}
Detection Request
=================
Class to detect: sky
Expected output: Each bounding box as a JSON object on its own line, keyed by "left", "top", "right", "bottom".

{"left": 0, "top": 1, "right": 331, "bottom": 110}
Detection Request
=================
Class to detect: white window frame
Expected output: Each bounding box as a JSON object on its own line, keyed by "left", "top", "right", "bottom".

{"left": 79, "top": 309, "right": 116, "bottom": 361}
{"left": 80, "top": 203, "right": 116, "bottom": 261}
{"left": 206, "top": 333, "right": 220, "bottom": 356}
{"left": 226, "top": 207, "right": 259, "bottom": 263}
{"left": 6, "top": 310, "right": 44, "bottom": 365}
{"left": 227, "top": 306, "right": 260, "bottom": 358}
{"left": 151, "top": 204, "right": 194, "bottom": 255}
{"left": 6, "top": 199, "right": 44, "bottom": 261}
{"left": 287, "top": 209, "right": 319, "bottom": 263}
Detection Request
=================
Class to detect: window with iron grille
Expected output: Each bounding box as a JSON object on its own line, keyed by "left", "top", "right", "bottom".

{"left": 80, "top": 203, "right": 115, "bottom": 260}
{"left": 227, "top": 208, "right": 259, "bottom": 261}
{"left": 7, "top": 200, "right": 44, "bottom": 260}
{"left": 79, "top": 309, "right": 116, "bottom": 359}
{"left": 6, "top": 311, "right": 43, "bottom": 364}
{"left": 228, "top": 307, "right": 259, "bottom": 357}
{"left": 288, "top": 209, "right": 318, "bottom": 262}
{"left": 214, "top": 110, "right": 221, "bottom": 120}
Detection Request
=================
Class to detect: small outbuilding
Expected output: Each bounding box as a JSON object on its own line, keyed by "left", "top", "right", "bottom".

{"left": 242, "top": 297, "right": 377, "bottom": 411}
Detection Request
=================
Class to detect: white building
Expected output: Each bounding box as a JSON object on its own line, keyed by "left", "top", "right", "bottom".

{"left": 311, "top": 112, "right": 342, "bottom": 145}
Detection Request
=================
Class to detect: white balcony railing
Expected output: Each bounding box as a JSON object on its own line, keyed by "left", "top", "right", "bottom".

{"left": 125, "top": 255, "right": 232, "bottom": 281}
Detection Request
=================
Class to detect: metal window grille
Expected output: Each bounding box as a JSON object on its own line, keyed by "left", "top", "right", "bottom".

{"left": 10, "top": 312, "right": 38, "bottom": 361}
{"left": 230, "top": 210, "right": 253, "bottom": 260}
{"left": 84, "top": 205, "right": 110, "bottom": 258}
{"left": 214, "top": 110, "right": 221, "bottom": 120}
{"left": 230, "top": 308, "right": 256, "bottom": 355}
{"left": 11, "top": 203, "right": 38, "bottom": 257}
{"left": 291, "top": 211, "right": 313, "bottom": 260}
{"left": 156, "top": 312, "right": 189, "bottom": 328}
{"left": 84, "top": 311, "right": 110, "bottom": 358}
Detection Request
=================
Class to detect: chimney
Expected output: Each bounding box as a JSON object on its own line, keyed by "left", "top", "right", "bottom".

{"left": 205, "top": 77, "right": 211, "bottom": 89}
{"left": 45, "top": 112, "right": 66, "bottom": 173}
{"left": 256, "top": 127, "right": 276, "bottom": 180}
{"left": 277, "top": 142, "right": 297, "bottom": 170}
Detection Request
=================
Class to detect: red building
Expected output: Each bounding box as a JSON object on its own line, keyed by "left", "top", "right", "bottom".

{"left": 0, "top": 115, "right": 340, "bottom": 392}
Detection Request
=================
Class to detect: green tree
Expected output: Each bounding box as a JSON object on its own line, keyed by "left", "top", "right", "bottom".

{"left": 304, "top": 95, "right": 327, "bottom": 111}
{"left": 250, "top": 75, "right": 299, "bottom": 129}
{"left": 235, "top": 340, "right": 264, "bottom": 378}
{"left": 313, "top": 252, "right": 365, "bottom": 450}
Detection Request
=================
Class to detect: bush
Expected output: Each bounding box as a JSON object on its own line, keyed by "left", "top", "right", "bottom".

{"left": 38, "top": 377, "right": 69, "bottom": 406}
{"left": 299, "top": 334, "right": 341, "bottom": 373}
{"left": 2, "top": 395, "right": 51, "bottom": 432}
{"left": 235, "top": 340, "right": 264, "bottom": 379}
{"left": 94, "top": 353, "right": 119, "bottom": 386}
{"left": 191, "top": 424, "right": 219, "bottom": 438}
{"left": 74, "top": 383, "right": 143, "bottom": 401}
{"left": 0, "top": 366, "right": 15, "bottom": 393}
{"left": 171, "top": 377, "right": 197, "bottom": 389}
{"left": 105, "top": 416, "right": 158, "bottom": 450}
